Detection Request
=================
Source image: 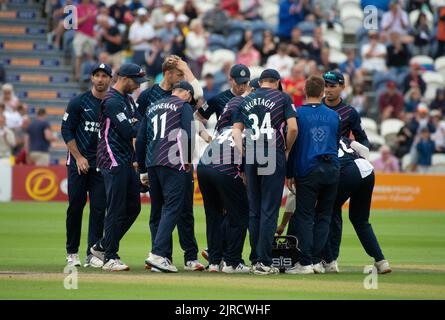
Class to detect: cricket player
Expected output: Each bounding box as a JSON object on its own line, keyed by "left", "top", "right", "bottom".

{"left": 137, "top": 56, "right": 204, "bottom": 271}
{"left": 197, "top": 93, "right": 251, "bottom": 273}
{"left": 92, "top": 63, "right": 147, "bottom": 271}
{"left": 322, "top": 137, "right": 392, "bottom": 274}
{"left": 286, "top": 75, "right": 340, "bottom": 275}
{"left": 136, "top": 81, "right": 195, "bottom": 273}
{"left": 61, "top": 63, "right": 112, "bottom": 268}
{"left": 233, "top": 69, "right": 298, "bottom": 275}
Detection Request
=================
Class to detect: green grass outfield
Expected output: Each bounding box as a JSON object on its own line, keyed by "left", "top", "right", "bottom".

{"left": 0, "top": 202, "right": 444, "bottom": 300}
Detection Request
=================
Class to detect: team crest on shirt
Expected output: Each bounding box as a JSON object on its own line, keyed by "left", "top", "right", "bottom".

{"left": 201, "top": 102, "right": 209, "bottom": 111}
{"left": 63, "top": 112, "right": 69, "bottom": 121}
{"left": 116, "top": 112, "right": 127, "bottom": 122}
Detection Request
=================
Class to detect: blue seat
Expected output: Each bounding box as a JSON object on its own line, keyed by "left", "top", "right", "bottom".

{"left": 208, "top": 34, "right": 227, "bottom": 51}
{"left": 297, "top": 21, "right": 316, "bottom": 36}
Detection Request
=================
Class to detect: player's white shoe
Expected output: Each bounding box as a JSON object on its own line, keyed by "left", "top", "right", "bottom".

{"left": 222, "top": 262, "right": 251, "bottom": 274}
{"left": 145, "top": 253, "right": 178, "bottom": 273}
{"left": 90, "top": 244, "right": 105, "bottom": 262}
{"left": 323, "top": 260, "right": 340, "bottom": 273}
{"left": 102, "top": 259, "right": 130, "bottom": 271}
{"left": 374, "top": 260, "right": 392, "bottom": 274}
{"left": 208, "top": 264, "right": 220, "bottom": 272}
{"left": 285, "top": 262, "right": 314, "bottom": 275}
{"left": 84, "top": 254, "right": 104, "bottom": 268}
{"left": 313, "top": 263, "right": 326, "bottom": 274}
{"left": 251, "top": 262, "right": 280, "bottom": 275}
{"left": 184, "top": 260, "right": 205, "bottom": 271}
{"left": 66, "top": 253, "right": 81, "bottom": 267}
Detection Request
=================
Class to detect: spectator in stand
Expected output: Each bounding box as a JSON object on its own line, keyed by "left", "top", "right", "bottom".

{"left": 202, "top": 74, "right": 221, "bottom": 101}
{"left": 395, "top": 113, "right": 416, "bottom": 159}
{"left": 402, "top": 62, "right": 426, "bottom": 95}
{"left": 379, "top": 80, "right": 404, "bottom": 120}
{"left": 416, "top": 127, "right": 436, "bottom": 173}
{"left": 240, "top": 0, "right": 262, "bottom": 20}
{"left": 432, "top": 113, "right": 445, "bottom": 153}
{"left": 73, "top": 0, "right": 98, "bottom": 81}
{"left": 381, "top": 0, "right": 410, "bottom": 37}
{"left": 361, "top": 30, "right": 387, "bottom": 74}
{"left": 411, "top": 12, "right": 432, "bottom": 56}
{"left": 4, "top": 103, "right": 23, "bottom": 131}
{"left": 151, "top": 0, "right": 175, "bottom": 30}
{"left": 347, "top": 83, "right": 367, "bottom": 116}
{"left": 185, "top": 19, "right": 207, "bottom": 79}
{"left": 129, "top": 8, "right": 155, "bottom": 70}
{"left": 430, "top": 89, "right": 445, "bottom": 115}
{"left": 340, "top": 49, "right": 362, "bottom": 84}
{"left": 266, "top": 43, "right": 295, "bottom": 78}
{"left": 318, "top": 47, "right": 339, "bottom": 75}
{"left": 222, "top": 0, "right": 241, "bottom": 19}
{"left": 109, "top": 0, "right": 130, "bottom": 26}
{"left": 287, "top": 27, "right": 309, "bottom": 59}
{"left": 97, "top": 15, "right": 123, "bottom": 72}
{"left": 145, "top": 36, "right": 167, "bottom": 80}
{"left": 373, "top": 145, "right": 400, "bottom": 173}
{"left": 202, "top": 3, "right": 228, "bottom": 35}
{"left": 0, "top": 113, "right": 15, "bottom": 163}
{"left": 436, "top": 5, "right": 445, "bottom": 58}
{"left": 307, "top": 26, "right": 328, "bottom": 65}
{"left": 128, "top": 0, "right": 144, "bottom": 14}
{"left": 259, "top": 29, "right": 278, "bottom": 66}
{"left": 404, "top": 87, "right": 423, "bottom": 114}
{"left": 282, "top": 62, "right": 306, "bottom": 107}
{"left": 277, "top": 0, "right": 307, "bottom": 41}
{"left": 236, "top": 30, "right": 261, "bottom": 67}
{"left": 386, "top": 31, "right": 411, "bottom": 75}
{"left": 25, "top": 108, "right": 56, "bottom": 166}
{"left": 158, "top": 13, "right": 180, "bottom": 53}
{"left": 183, "top": 0, "right": 199, "bottom": 21}
{"left": 12, "top": 104, "right": 30, "bottom": 158}
{"left": 0, "top": 83, "right": 20, "bottom": 112}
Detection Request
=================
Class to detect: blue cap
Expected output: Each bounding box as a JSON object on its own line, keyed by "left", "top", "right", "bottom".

{"left": 249, "top": 77, "right": 260, "bottom": 89}
{"left": 117, "top": 63, "right": 148, "bottom": 84}
{"left": 259, "top": 69, "right": 281, "bottom": 81}
{"left": 230, "top": 64, "right": 250, "bottom": 84}
{"left": 323, "top": 70, "right": 345, "bottom": 85}
{"left": 172, "top": 80, "right": 196, "bottom": 105}
{"left": 91, "top": 63, "right": 112, "bottom": 77}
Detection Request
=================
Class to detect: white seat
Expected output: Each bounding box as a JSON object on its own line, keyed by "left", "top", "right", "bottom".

{"left": 409, "top": 9, "right": 434, "bottom": 31}
{"left": 435, "top": 56, "right": 445, "bottom": 79}
{"left": 380, "top": 119, "right": 405, "bottom": 137}
{"left": 329, "top": 50, "right": 347, "bottom": 65}
{"left": 432, "top": 154, "right": 445, "bottom": 165}
{"left": 367, "top": 132, "right": 385, "bottom": 148}
{"left": 369, "top": 151, "right": 381, "bottom": 164}
{"left": 326, "top": 37, "right": 342, "bottom": 51}
{"left": 340, "top": 7, "right": 365, "bottom": 34}
{"left": 410, "top": 55, "right": 434, "bottom": 67}
{"left": 422, "top": 71, "right": 445, "bottom": 102}
{"left": 338, "top": 0, "right": 361, "bottom": 6}
{"left": 431, "top": 0, "right": 445, "bottom": 8}
{"left": 211, "top": 49, "right": 236, "bottom": 65}
{"left": 249, "top": 65, "right": 265, "bottom": 79}
{"left": 401, "top": 153, "right": 412, "bottom": 171}
{"left": 361, "top": 117, "right": 378, "bottom": 134}
{"left": 300, "top": 36, "right": 313, "bottom": 45}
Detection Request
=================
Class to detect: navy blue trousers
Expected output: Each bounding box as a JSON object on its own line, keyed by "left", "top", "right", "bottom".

{"left": 323, "top": 165, "right": 385, "bottom": 263}
{"left": 66, "top": 166, "right": 106, "bottom": 256}
{"left": 100, "top": 166, "right": 141, "bottom": 260}
{"left": 149, "top": 168, "right": 198, "bottom": 263}
{"left": 291, "top": 161, "right": 339, "bottom": 266}
{"left": 197, "top": 165, "right": 249, "bottom": 267}
{"left": 245, "top": 152, "right": 285, "bottom": 266}
{"left": 148, "top": 166, "right": 188, "bottom": 259}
